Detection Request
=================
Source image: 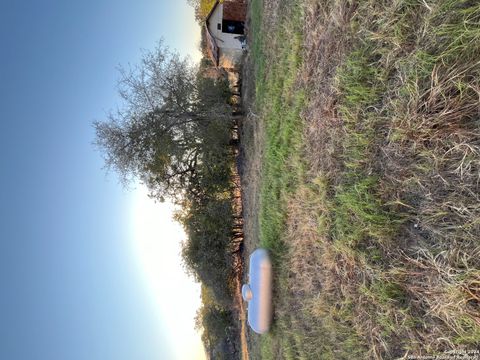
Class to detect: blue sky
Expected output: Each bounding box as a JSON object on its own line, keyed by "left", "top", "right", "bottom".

{"left": 0, "top": 1, "right": 202, "bottom": 359}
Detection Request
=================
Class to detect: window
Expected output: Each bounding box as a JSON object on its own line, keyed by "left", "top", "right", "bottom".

{"left": 221, "top": 20, "right": 244, "bottom": 35}
{"left": 217, "top": 23, "right": 221, "bottom": 30}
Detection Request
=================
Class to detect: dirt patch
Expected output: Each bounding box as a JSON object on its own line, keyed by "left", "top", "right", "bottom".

{"left": 232, "top": 11, "right": 266, "bottom": 356}
{"left": 232, "top": 264, "right": 250, "bottom": 360}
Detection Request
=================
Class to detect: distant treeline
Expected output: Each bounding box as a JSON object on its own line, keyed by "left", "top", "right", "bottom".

{"left": 93, "top": 41, "right": 241, "bottom": 359}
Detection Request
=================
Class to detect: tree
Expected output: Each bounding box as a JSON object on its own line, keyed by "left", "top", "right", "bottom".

{"left": 94, "top": 40, "right": 243, "bottom": 359}
{"left": 93, "top": 41, "right": 231, "bottom": 201}
{"left": 195, "top": 285, "right": 239, "bottom": 360}
{"left": 186, "top": 0, "right": 217, "bottom": 23}
{"left": 178, "top": 194, "right": 236, "bottom": 304}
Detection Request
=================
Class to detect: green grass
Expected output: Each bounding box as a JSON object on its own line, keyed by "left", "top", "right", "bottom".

{"left": 249, "top": 1, "right": 310, "bottom": 358}
{"left": 251, "top": 0, "right": 305, "bottom": 257}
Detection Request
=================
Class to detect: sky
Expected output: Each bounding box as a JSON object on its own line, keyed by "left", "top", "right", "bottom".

{"left": 0, "top": 1, "right": 204, "bottom": 359}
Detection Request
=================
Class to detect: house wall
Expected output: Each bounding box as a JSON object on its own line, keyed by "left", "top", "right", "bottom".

{"left": 207, "top": 4, "right": 244, "bottom": 50}
{"left": 219, "top": 48, "right": 244, "bottom": 70}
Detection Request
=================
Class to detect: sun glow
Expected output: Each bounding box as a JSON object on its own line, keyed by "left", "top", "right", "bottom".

{"left": 130, "top": 185, "right": 206, "bottom": 360}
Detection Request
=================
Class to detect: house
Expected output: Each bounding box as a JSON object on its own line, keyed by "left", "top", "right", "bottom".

{"left": 205, "top": 1, "right": 247, "bottom": 71}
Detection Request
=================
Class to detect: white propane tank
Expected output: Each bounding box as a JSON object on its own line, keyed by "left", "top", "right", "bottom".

{"left": 242, "top": 249, "right": 272, "bottom": 334}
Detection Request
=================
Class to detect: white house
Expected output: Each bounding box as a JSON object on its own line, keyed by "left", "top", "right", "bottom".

{"left": 205, "top": 1, "right": 247, "bottom": 71}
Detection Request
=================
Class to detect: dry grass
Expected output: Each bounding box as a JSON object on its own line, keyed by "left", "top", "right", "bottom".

{"left": 241, "top": 0, "right": 480, "bottom": 358}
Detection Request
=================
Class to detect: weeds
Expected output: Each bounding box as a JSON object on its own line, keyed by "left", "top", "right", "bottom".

{"left": 245, "top": 0, "right": 480, "bottom": 358}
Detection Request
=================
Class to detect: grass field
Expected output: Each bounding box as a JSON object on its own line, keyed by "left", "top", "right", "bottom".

{"left": 241, "top": 0, "right": 480, "bottom": 358}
